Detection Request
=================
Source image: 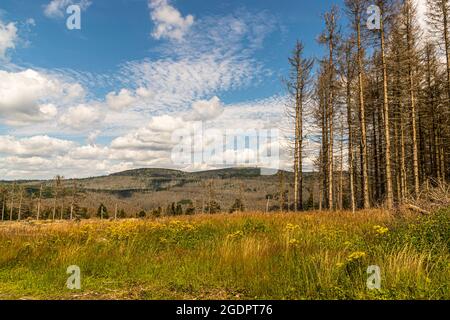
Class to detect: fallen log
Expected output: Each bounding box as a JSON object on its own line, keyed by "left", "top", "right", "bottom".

{"left": 405, "top": 204, "right": 431, "bottom": 215}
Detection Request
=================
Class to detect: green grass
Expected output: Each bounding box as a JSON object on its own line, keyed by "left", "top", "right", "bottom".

{"left": 0, "top": 208, "right": 449, "bottom": 300}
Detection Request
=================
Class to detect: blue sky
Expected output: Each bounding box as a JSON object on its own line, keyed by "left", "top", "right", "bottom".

{"left": 4, "top": 0, "right": 343, "bottom": 100}
{"left": 0, "top": 0, "right": 348, "bottom": 179}
{"left": 5, "top": 1, "right": 337, "bottom": 70}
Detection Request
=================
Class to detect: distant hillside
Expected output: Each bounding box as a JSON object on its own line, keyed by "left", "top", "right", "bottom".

{"left": 70, "top": 167, "right": 290, "bottom": 191}
{"left": 1, "top": 167, "right": 320, "bottom": 216}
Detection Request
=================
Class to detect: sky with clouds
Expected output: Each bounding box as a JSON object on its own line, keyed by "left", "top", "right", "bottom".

{"left": 0, "top": 0, "right": 427, "bottom": 180}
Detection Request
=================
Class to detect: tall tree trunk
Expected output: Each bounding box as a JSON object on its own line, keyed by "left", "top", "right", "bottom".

{"left": 379, "top": 10, "right": 394, "bottom": 208}
{"left": 70, "top": 182, "right": 76, "bottom": 221}
{"left": 298, "top": 89, "right": 304, "bottom": 211}
{"left": 319, "top": 150, "right": 324, "bottom": 211}
{"left": 294, "top": 124, "right": 299, "bottom": 212}
{"left": 372, "top": 105, "right": 380, "bottom": 203}
{"left": 1, "top": 193, "right": 5, "bottom": 221}
{"left": 18, "top": 188, "right": 23, "bottom": 221}
{"left": 279, "top": 171, "right": 285, "bottom": 212}
{"left": 339, "top": 120, "right": 344, "bottom": 210}
{"left": 327, "top": 33, "right": 335, "bottom": 211}
{"left": 346, "top": 69, "right": 356, "bottom": 212}
{"left": 400, "top": 110, "right": 407, "bottom": 199}
{"left": 37, "top": 184, "right": 42, "bottom": 221}
{"left": 53, "top": 179, "right": 58, "bottom": 221}
{"left": 434, "top": 122, "right": 441, "bottom": 181}
{"left": 60, "top": 184, "right": 65, "bottom": 220}
{"left": 357, "top": 21, "right": 370, "bottom": 209}
{"left": 321, "top": 88, "right": 329, "bottom": 208}
{"left": 9, "top": 184, "right": 15, "bottom": 221}
{"left": 405, "top": 2, "right": 420, "bottom": 198}
{"left": 394, "top": 119, "right": 402, "bottom": 201}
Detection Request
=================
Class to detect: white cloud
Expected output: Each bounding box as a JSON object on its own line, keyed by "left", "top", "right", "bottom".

{"left": 147, "top": 114, "right": 186, "bottom": 132}
{"left": 0, "top": 8, "right": 281, "bottom": 179}
{"left": 0, "top": 95, "right": 289, "bottom": 179}
{"left": 120, "top": 55, "right": 257, "bottom": 115}
{"left": 107, "top": 95, "right": 287, "bottom": 171}
{"left": 0, "top": 69, "right": 85, "bottom": 126}
{"left": 110, "top": 115, "right": 184, "bottom": 152}
{"left": 116, "top": 10, "right": 275, "bottom": 118}
{"left": 59, "top": 104, "right": 104, "bottom": 130}
{"left": 0, "top": 135, "right": 75, "bottom": 157}
{"left": 44, "top": 0, "right": 92, "bottom": 18}
{"left": 68, "top": 144, "right": 109, "bottom": 160}
{"left": 105, "top": 89, "right": 137, "bottom": 111}
{"left": 158, "top": 10, "right": 276, "bottom": 58}
{"left": 0, "top": 19, "right": 18, "bottom": 59}
{"left": 148, "top": 0, "right": 194, "bottom": 41}
{"left": 186, "top": 96, "right": 223, "bottom": 121}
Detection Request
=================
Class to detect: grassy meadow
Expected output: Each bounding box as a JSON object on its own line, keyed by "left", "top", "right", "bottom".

{"left": 0, "top": 208, "right": 449, "bottom": 300}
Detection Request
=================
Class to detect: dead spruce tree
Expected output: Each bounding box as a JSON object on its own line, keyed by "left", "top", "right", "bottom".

{"left": 397, "top": 0, "right": 422, "bottom": 199}
{"left": 374, "top": 0, "right": 397, "bottom": 208}
{"left": 319, "top": 6, "right": 341, "bottom": 210}
{"left": 285, "top": 40, "right": 314, "bottom": 211}
{"left": 345, "top": 0, "right": 371, "bottom": 209}
{"left": 339, "top": 37, "right": 357, "bottom": 212}
{"left": 36, "top": 184, "right": 42, "bottom": 220}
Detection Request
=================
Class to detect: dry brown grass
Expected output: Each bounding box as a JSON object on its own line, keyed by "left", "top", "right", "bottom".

{"left": 0, "top": 208, "right": 448, "bottom": 300}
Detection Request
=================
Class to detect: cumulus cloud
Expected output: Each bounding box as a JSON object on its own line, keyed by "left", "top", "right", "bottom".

{"left": 0, "top": 19, "right": 18, "bottom": 59}
{"left": 147, "top": 114, "right": 186, "bottom": 132}
{"left": 148, "top": 0, "right": 194, "bottom": 41}
{"left": 0, "top": 94, "right": 289, "bottom": 179}
{"left": 0, "top": 135, "right": 75, "bottom": 157}
{"left": 107, "top": 96, "right": 286, "bottom": 171}
{"left": 0, "top": 69, "right": 85, "bottom": 126}
{"left": 110, "top": 115, "right": 184, "bottom": 152}
{"left": 44, "top": 0, "right": 92, "bottom": 18}
{"left": 186, "top": 96, "right": 224, "bottom": 121}
{"left": 59, "top": 104, "right": 104, "bottom": 130}
{"left": 105, "top": 89, "right": 137, "bottom": 111}
{"left": 67, "top": 144, "right": 109, "bottom": 160}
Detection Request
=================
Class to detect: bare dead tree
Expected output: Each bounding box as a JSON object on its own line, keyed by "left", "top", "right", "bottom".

{"left": 17, "top": 187, "right": 23, "bottom": 221}
{"left": 37, "top": 184, "right": 43, "bottom": 221}
{"left": 285, "top": 40, "right": 314, "bottom": 211}
{"left": 345, "top": 0, "right": 371, "bottom": 209}
{"left": 319, "top": 6, "right": 341, "bottom": 210}
{"left": 9, "top": 183, "right": 15, "bottom": 221}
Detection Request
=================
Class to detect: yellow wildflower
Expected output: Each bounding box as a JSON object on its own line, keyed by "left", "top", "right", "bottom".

{"left": 347, "top": 251, "right": 366, "bottom": 262}
{"left": 168, "top": 220, "right": 196, "bottom": 232}
{"left": 373, "top": 225, "right": 389, "bottom": 236}
{"left": 285, "top": 223, "right": 300, "bottom": 232}
{"left": 288, "top": 238, "right": 300, "bottom": 248}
